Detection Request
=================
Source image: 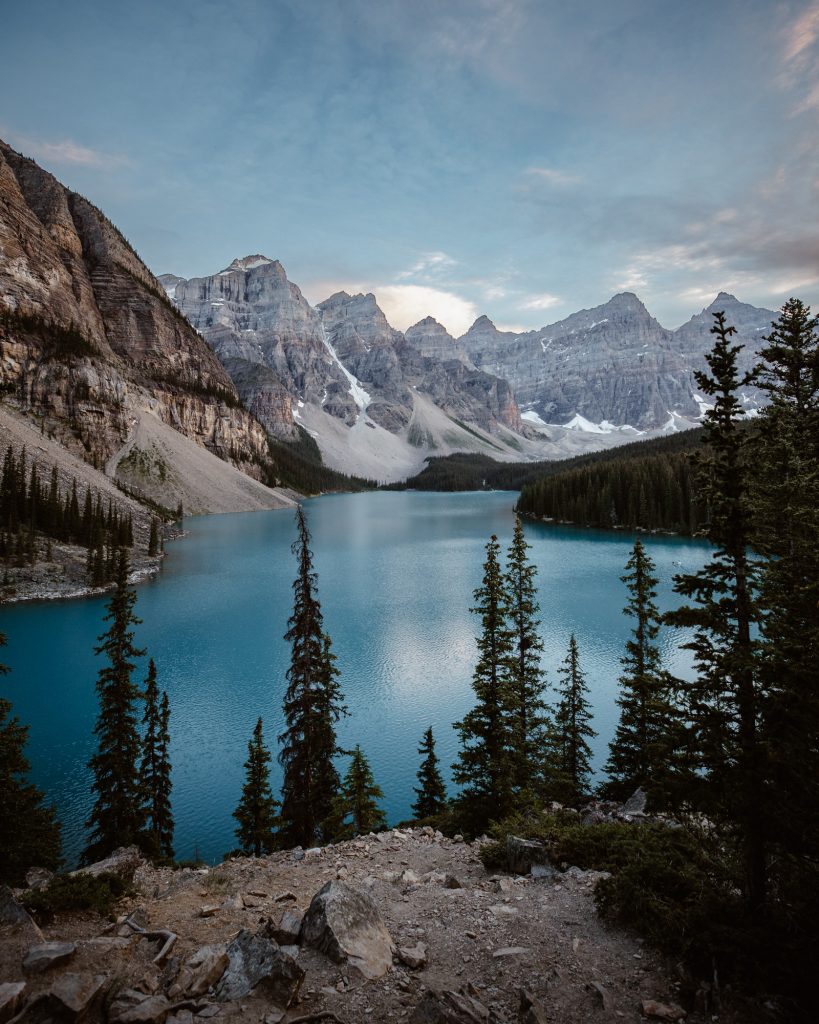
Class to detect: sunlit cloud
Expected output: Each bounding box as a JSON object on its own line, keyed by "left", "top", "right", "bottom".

{"left": 783, "top": 2, "right": 819, "bottom": 63}
{"left": 396, "top": 251, "right": 458, "bottom": 280}
{"left": 373, "top": 284, "right": 478, "bottom": 335}
{"left": 521, "top": 292, "right": 562, "bottom": 311}
{"left": 522, "top": 165, "right": 581, "bottom": 187}
{"left": 4, "top": 131, "right": 131, "bottom": 169}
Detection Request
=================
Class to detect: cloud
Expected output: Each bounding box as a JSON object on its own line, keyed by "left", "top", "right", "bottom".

{"left": 373, "top": 284, "right": 478, "bottom": 335}
{"left": 4, "top": 131, "right": 131, "bottom": 169}
{"left": 396, "top": 251, "right": 458, "bottom": 280}
{"left": 521, "top": 165, "right": 581, "bottom": 188}
{"left": 784, "top": 2, "right": 819, "bottom": 63}
{"left": 780, "top": 2, "right": 819, "bottom": 113}
{"left": 521, "top": 292, "right": 562, "bottom": 311}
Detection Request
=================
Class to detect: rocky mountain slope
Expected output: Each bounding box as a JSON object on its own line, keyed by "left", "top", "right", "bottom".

{"left": 0, "top": 141, "right": 291, "bottom": 514}
{"left": 453, "top": 292, "right": 773, "bottom": 431}
{"left": 0, "top": 827, "right": 708, "bottom": 1024}
{"left": 167, "top": 259, "right": 537, "bottom": 482}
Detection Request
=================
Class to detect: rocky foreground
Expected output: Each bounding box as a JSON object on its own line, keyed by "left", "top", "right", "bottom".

{"left": 0, "top": 827, "right": 706, "bottom": 1024}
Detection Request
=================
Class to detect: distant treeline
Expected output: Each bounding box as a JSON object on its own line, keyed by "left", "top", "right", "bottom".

{"left": 265, "top": 426, "right": 376, "bottom": 495}
{"left": 0, "top": 443, "right": 133, "bottom": 576}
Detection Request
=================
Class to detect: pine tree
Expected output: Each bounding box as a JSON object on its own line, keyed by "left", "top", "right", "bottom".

{"left": 752, "top": 298, "right": 819, "bottom": 923}
{"left": 412, "top": 726, "right": 447, "bottom": 819}
{"left": 665, "top": 310, "right": 766, "bottom": 910}
{"left": 505, "top": 518, "right": 551, "bottom": 795}
{"left": 148, "top": 519, "right": 159, "bottom": 557}
{"left": 551, "top": 634, "right": 596, "bottom": 803}
{"left": 139, "top": 659, "right": 174, "bottom": 859}
{"left": 332, "top": 744, "right": 387, "bottom": 839}
{"left": 0, "top": 632, "right": 61, "bottom": 884}
{"left": 453, "top": 534, "right": 515, "bottom": 828}
{"left": 278, "top": 506, "right": 347, "bottom": 848}
{"left": 603, "top": 539, "right": 678, "bottom": 805}
{"left": 233, "top": 717, "right": 279, "bottom": 856}
{"left": 83, "top": 548, "right": 146, "bottom": 863}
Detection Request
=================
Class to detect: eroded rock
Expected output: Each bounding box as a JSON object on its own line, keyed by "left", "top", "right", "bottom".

{"left": 301, "top": 880, "right": 394, "bottom": 979}
{"left": 22, "top": 942, "right": 76, "bottom": 973}
{"left": 214, "top": 930, "right": 304, "bottom": 1007}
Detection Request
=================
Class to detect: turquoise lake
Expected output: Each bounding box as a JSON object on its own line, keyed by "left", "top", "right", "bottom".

{"left": 1, "top": 491, "right": 711, "bottom": 865}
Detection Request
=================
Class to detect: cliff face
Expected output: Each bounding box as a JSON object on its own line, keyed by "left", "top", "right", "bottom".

{"left": 0, "top": 141, "right": 271, "bottom": 476}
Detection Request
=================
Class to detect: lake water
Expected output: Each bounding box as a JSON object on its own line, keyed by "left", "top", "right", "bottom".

{"left": 2, "top": 491, "right": 711, "bottom": 866}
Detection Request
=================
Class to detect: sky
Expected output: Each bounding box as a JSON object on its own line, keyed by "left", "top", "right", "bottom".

{"left": 1, "top": 0, "right": 818, "bottom": 335}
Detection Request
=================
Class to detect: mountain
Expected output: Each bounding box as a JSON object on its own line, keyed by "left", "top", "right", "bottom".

{"left": 0, "top": 140, "right": 291, "bottom": 514}
{"left": 168, "top": 258, "right": 533, "bottom": 481}
{"left": 456, "top": 291, "right": 775, "bottom": 430}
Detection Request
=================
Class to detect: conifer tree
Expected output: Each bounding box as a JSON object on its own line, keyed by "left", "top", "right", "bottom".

{"left": 665, "top": 311, "right": 766, "bottom": 910}
{"left": 148, "top": 519, "right": 159, "bottom": 557}
{"left": 233, "top": 717, "right": 279, "bottom": 856}
{"left": 278, "top": 506, "right": 347, "bottom": 848}
{"left": 551, "top": 634, "right": 596, "bottom": 803}
{"left": 603, "top": 539, "right": 678, "bottom": 804}
{"left": 752, "top": 298, "right": 819, "bottom": 914}
{"left": 332, "top": 744, "right": 387, "bottom": 839}
{"left": 505, "top": 518, "right": 551, "bottom": 795}
{"left": 0, "top": 633, "right": 61, "bottom": 884}
{"left": 139, "top": 659, "right": 174, "bottom": 859}
{"left": 412, "top": 726, "right": 447, "bottom": 819}
{"left": 83, "top": 548, "right": 146, "bottom": 863}
{"left": 453, "top": 534, "right": 515, "bottom": 828}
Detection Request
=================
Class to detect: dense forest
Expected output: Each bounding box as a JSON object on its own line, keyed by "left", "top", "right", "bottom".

{"left": 265, "top": 425, "right": 376, "bottom": 495}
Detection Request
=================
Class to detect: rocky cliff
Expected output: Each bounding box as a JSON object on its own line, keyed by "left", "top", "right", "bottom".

{"left": 168, "top": 259, "right": 529, "bottom": 480}
{"left": 454, "top": 292, "right": 774, "bottom": 430}
{"left": 0, "top": 141, "right": 277, "bottom": 506}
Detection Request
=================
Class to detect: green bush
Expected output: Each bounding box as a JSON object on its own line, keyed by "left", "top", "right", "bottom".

{"left": 24, "top": 871, "right": 129, "bottom": 918}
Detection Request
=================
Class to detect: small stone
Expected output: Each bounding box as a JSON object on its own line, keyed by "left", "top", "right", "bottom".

{"left": 530, "top": 863, "right": 558, "bottom": 882}
{"left": 453, "top": 834, "right": 464, "bottom": 843}
{"left": 303, "top": 847, "right": 323, "bottom": 860}
{"left": 492, "top": 946, "right": 529, "bottom": 958}
{"left": 589, "top": 980, "right": 611, "bottom": 1012}
{"left": 640, "top": 999, "right": 687, "bottom": 1021}
{"left": 274, "top": 891, "right": 297, "bottom": 903}
{"left": 444, "top": 875, "right": 463, "bottom": 890}
{"left": 263, "top": 1012, "right": 285, "bottom": 1024}
{"left": 494, "top": 877, "right": 515, "bottom": 894}
{"left": 196, "top": 1006, "right": 220, "bottom": 1019}
{"left": 24, "top": 867, "right": 54, "bottom": 891}
{"left": 519, "top": 988, "right": 549, "bottom": 1024}
{"left": 221, "top": 895, "right": 244, "bottom": 911}
{"left": 397, "top": 943, "right": 428, "bottom": 969}
{"left": 0, "top": 983, "right": 26, "bottom": 1024}
{"left": 410, "top": 987, "right": 491, "bottom": 1022}
{"left": 572, "top": 937, "right": 580, "bottom": 952}
{"left": 110, "top": 994, "right": 171, "bottom": 1024}
{"left": 23, "top": 941, "right": 76, "bottom": 972}
{"left": 271, "top": 907, "right": 303, "bottom": 945}
{"left": 199, "top": 905, "right": 220, "bottom": 918}
{"left": 247, "top": 890, "right": 267, "bottom": 898}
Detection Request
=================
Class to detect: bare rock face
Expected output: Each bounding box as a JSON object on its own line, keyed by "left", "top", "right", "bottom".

{"left": 300, "top": 880, "right": 395, "bottom": 980}
{"left": 70, "top": 846, "right": 144, "bottom": 882}
{"left": 0, "top": 982, "right": 26, "bottom": 1024}
{"left": 0, "top": 139, "right": 271, "bottom": 480}
{"left": 214, "top": 929, "right": 304, "bottom": 1006}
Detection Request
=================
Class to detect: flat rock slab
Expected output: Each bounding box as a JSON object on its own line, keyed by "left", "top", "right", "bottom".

{"left": 0, "top": 983, "right": 26, "bottom": 1024}
{"left": 301, "top": 880, "right": 395, "bottom": 980}
{"left": 23, "top": 942, "right": 76, "bottom": 972}
{"left": 70, "top": 846, "right": 143, "bottom": 881}
{"left": 492, "top": 947, "right": 530, "bottom": 958}
{"left": 50, "top": 973, "right": 107, "bottom": 1017}
{"left": 109, "top": 993, "right": 171, "bottom": 1024}
{"left": 410, "top": 988, "right": 492, "bottom": 1023}
{"left": 641, "top": 999, "right": 687, "bottom": 1021}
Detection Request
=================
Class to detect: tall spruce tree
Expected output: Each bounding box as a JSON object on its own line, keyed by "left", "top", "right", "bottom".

{"left": 603, "top": 539, "right": 678, "bottom": 804}
{"left": 139, "top": 659, "right": 174, "bottom": 859}
{"left": 505, "top": 517, "right": 551, "bottom": 795}
{"left": 453, "top": 534, "right": 515, "bottom": 828}
{"left": 412, "top": 726, "right": 447, "bottom": 819}
{"left": 83, "top": 549, "right": 146, "bottom": 863}
{"left": 0, "top": 632, "right": 62, "bottom": 884}
{"left": 551, "top": 634, "right": 596, "bottom": 803}
{"left": 752, "top": 298, "right": 819, "bottom": 926}
{"left": 233, "top": 717, "right": 279, "bottom": 856}
{"left": 278, "top": 506, "right": 347, "bottom": 848}
{"left": 331, "top": 744, "right": 387, "bottom": 839}
{"left": 665, "top": 310, "right": 766, "bottom": 910}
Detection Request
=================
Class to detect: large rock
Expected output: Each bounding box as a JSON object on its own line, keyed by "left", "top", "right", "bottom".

{"left": 622, "top": 787, "right": 648, "bottom": 816}
{"left": 410, "top": 988, "right": 493, "bottom": 1023}
{"left": 70, "top": 846, "right": 143, "bottom": 881}
{"left": 48, "top": 974, "right": 107, "bottom": 1021}
{"left": 300, "top": 880, "right": 395, "bottom": 979}
{"left": 109, "top": 994, "right": 171, "bottom": 1024}
{"left": 270, "top": 907, "right": 303, "bottom": 946}
{"left": 214, "top": 930, "right": 304, "bottom": 1006}
{"left": 168, "top": 946, "right": 229, "bottom": 999}
{"left": 505, "top": 836, "right": 548, "bottom": 875}
{"left": 22, "top": 942, "right": 76, "bottom": 973}
{"left": 0, "top": 888, "right": 43, "bottom": 942}
{"left": 0, "top": 983, "right": 26, "bottom": 1024}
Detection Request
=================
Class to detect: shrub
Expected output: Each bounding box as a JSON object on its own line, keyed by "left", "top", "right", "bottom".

{"left": 23, "top": 871, "right": 129, "bottom": 918}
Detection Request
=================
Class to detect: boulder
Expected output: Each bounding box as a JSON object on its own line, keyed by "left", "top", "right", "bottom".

{"left": 519, "top": 988, "right": 549, "bottom": 1024}
{"left": 505, "top": 836, "right": 548, "bottom": 875}
{"left": 109, "top": 994, "right": 171, "bottom": 1024}
{"left": 49, "top": 974, "right": 106, "bottom": 1020}
{"left": 300, "top": 880, "right": 395, "bottom": 980}
{"left": 22, "top": 942, "right": 76, "bottom": 973}
{"left": 271, "top": 907, "right": 303, "bottom": 946}
{"left": 623, "top": 788, "right": 648, "bottom": 816}
{"left": 168, "top": 946, "right": 229, "bottom": 999}
{"left": 24, "top": 869, "right": 54, "bottom": 892}
{"left": 71, "top": 846, "right": 143, "bottom": 882}
{"left": 0, "top": 983, "right": 26, "bottom": 1024}
{"left": 444, "top": 875, "right": 463, "bottom": 890}
{"left": 410, "top": 988, "right": 492, "bottom": 1023}
{"left": 530, "top": 863, "right": 558, "bottom": 882}
{"left": 215, "top": 930, "right": 304, "bottom": 1007}
{"left": 0, "top": 888, "right": 43, "bottom": 942}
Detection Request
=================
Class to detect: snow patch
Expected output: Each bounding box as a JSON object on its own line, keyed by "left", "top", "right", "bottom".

{"left": 319, "top": 325, "right": 371, "bottom": 419}
{"left": 692, "top": 392, "right": 714, "bottom": 418}
{"left": 521, "top": 410, "right": 548, "bottom": 428}
{"left": 563, "top": 414, "right": 612, "bottom": 434}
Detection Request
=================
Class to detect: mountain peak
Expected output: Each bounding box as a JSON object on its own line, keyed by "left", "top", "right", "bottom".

{"left": 710, "top": 291, "right": 739, "bottom": 306}
{"left": 221, "top": 255, "right": 277, "bottom": 274}
{"left": 606, "top": 291, "right": 649, "bottom": 313}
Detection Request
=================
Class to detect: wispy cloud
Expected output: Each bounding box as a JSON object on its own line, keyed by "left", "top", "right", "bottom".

{"left": 521, "top": 165, "right": 581, "bottom": 188}
{"left": 780, "top": 2, "right": 819, "bottom": 113}
{"left": 396, "top": 251, "right": 458, "bottom": 280}
{"left": 5, "top": 131, "right": 131, "bottom": 169}
{"left": 521, "top": 291, "right": 562, "bottom": 311}
{"left": 784, "top": 2, "right": 819, "bottom": 63}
